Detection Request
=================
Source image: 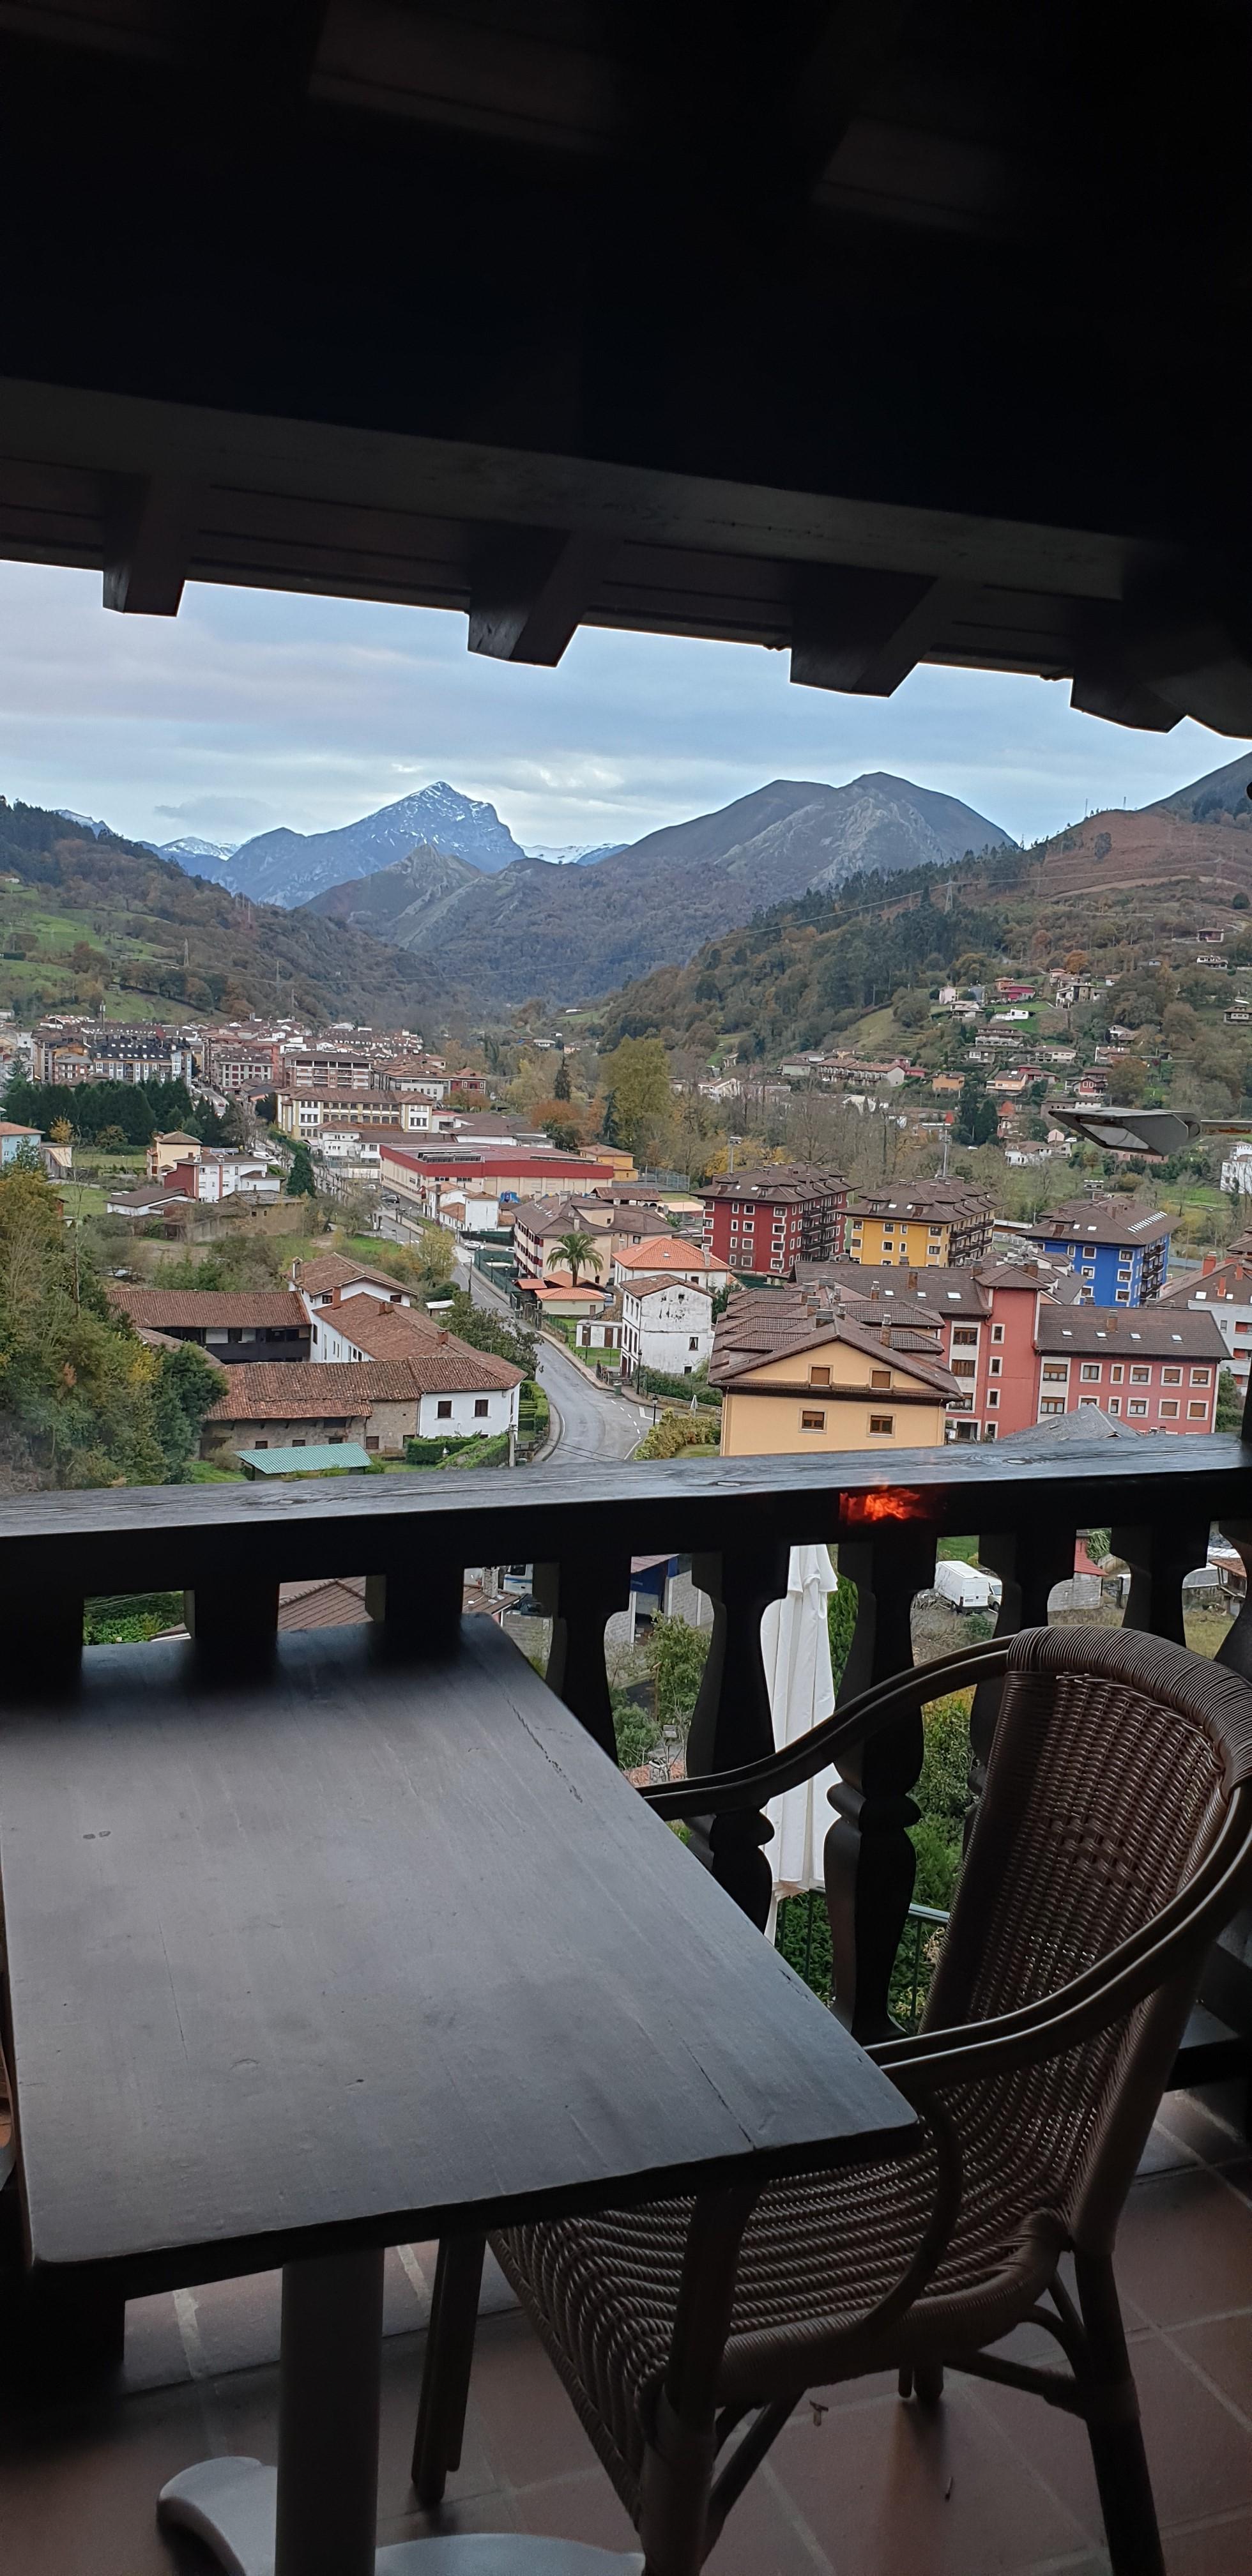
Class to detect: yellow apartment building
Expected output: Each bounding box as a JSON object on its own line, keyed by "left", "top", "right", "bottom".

{"left": 711, "top": 1292, "right": 959, "bottom": 1457}
{"left": 844, "top": 1181, "right": 993, "bottom": 1269}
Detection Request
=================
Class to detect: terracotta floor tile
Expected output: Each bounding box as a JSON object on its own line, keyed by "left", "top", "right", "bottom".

{"left": 972, "top": 2330, "right": 1252, "bottom": 2539}
{"left": 768, "top": 2381, "right": 1088, "bottom": 2575}
{"left": 1115, "top": 2170, "right": 1252, "bottom": 2326}
{"left": 0, "top": 2380, "right": 214, "bottom": 2576}
{"left": 1161, "top": 2506, "right": 1252, "bottom": 2573}
{"left": 514, "top": 2467, "right": 640, "bottom": 2552}
{"left": 706, "top": 2466, "right": 834, "bottom": 2575}
{"left": 1171, "top": 2311, "right": 1252, "bottom": 2425}
{"left": 471, "top": 2310, "right": 605, "bottom": 2489}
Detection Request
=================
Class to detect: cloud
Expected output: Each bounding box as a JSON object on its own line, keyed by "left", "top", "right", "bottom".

{"left": 0, "top": 560, "right": 1244, "bottom": 854}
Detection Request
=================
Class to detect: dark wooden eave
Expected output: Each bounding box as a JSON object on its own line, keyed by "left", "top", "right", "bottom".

{"left": 0, "top": 1, "right": 1249, "bottom": 733}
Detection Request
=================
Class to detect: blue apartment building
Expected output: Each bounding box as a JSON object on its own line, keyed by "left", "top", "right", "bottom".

{"left": 1007, "top": 1197, "right": 1175, "bottom": 1305}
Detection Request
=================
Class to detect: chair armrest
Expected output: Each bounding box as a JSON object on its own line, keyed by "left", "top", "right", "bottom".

{"left": 871, "top": 1778, "right": 1252, "bottom": 2094}
{"left": 642, "top": 1637, "right": 1009, "bottom": 1821}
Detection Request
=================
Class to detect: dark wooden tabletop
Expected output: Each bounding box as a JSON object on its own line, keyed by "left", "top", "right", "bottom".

{"left": 0, "top": 1618, "right": 915, "bottom": 2296}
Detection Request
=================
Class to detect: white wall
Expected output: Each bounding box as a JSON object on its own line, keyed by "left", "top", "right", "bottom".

{"left": 417, "top": 1384, "right": 518, "bottom": 1437}
{"left": 623, "top": 1285, "right": 714, "bottom": 1373}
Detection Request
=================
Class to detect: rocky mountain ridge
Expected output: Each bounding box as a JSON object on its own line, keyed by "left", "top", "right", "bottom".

{"left": 303, "top": 772, "right": 1014, "bottom": 1004}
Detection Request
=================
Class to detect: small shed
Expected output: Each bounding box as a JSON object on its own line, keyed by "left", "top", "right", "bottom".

{"left": 238, "top": 1443, "right": 374, "bottom": 1479}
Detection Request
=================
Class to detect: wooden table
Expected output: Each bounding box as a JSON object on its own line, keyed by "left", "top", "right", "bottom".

{"left": 0, "top": 1618, "right": 917, "bottom": 2576}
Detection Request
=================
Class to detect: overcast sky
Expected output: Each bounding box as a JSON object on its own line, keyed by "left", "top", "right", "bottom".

{"left": 0, "top": 560, "right": 1241, "bottom": 856}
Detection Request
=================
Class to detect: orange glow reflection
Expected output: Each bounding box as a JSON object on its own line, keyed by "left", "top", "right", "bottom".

{"left": 840, "top": 1488, "right": 927, "bottom": 1527}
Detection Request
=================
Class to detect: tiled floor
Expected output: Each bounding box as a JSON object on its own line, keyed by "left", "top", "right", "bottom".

{"left": 6, "top": 2092, "right": 1252, "bottom": 2575}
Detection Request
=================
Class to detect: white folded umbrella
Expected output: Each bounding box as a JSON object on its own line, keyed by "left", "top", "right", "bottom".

{"left": 761, "top": 1543, "right": 843, "bottom": 1921}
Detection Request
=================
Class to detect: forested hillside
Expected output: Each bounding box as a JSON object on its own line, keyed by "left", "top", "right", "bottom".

{"left": 0, "top": 798, "right": 447, "bottom": 1027}
{"left": 600, "top": 863, "right": 1013, "bottom": 1056}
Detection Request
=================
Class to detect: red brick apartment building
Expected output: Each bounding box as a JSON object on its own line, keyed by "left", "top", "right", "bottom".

{"left": 795, "top": 1261, "right": 1229, "bottom": 1439}
{"left": 698, "top": 1166, "right": 848, "bottom": 1277}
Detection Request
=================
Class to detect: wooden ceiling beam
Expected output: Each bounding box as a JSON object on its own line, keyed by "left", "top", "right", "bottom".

{"left": 468, "top": 527, "right": 609, "bottom": 666}
{"left": 102, "top": 473, "right": 201, "bottom": 616}
{"left": 789, "top": 564, "right": 963, "bottom": 694}
{"left": 790, "top": 0, "right": 915, "bottom": 196}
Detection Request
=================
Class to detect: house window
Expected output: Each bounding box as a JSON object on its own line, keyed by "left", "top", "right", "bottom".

{"left": 689, "top": 1335, "right": 700, "bottom": 1351}
{"left": 1080, "top": 1362, "right": 1101, "bottom": 1382}
{"left": 868, "top": 1414, "right": 894, "bottom": 1436}
{"left": 254, "top": 1439, "right": 268, "bottom": 1449}
{"left": 1115, "top": 1290, "right": 1131, "bottom": 1304}
{"left": 951, "top": 1358, "right": 976, "bottom": 1378}
{"left": 809, "top": 1365, "right": 831, "bottom": 1387}
{"left": 1187, "top": 1400, "right": 1208, "bottom": 1419}
{"left": 953, "top": 1418, "right": 978, "bottom": 1443}
{"left": 800, "top": 1408, "right": 826, "bottom": 1431}
{"left": 1040, "top": 1398, "right": 1064, "bottom": 1414}
{"left": 365, "top": 1436, "right": 379, "bottom": 1452}
{"left": 1190, "top": 1367, "right": 1211, "bottom": 1386}
{"left": 991, "top": 1323, "right": 1004, "bottom": 1343}
{"left": 1108, "top": 1399, "right": 1120, "bottom": 1416}
{"left": 1130, "top": 1366, "right": 1150, "bottom": 1384}
{"left": 986, "top": 1388, "right": 999, "bottom": 1409}
{"left": 1042, "top": 1363, "right": 1067, "bottom": 1383}
{"left": 1161, "top": 1365, "right": 1181, "bottom": 1383}
{"left": 871, "top": 1367, "right": 892, "bottom": 1388}
{"left": 952, "top": 1326, "right": 977, "bottom": 1346}
{"left": 1127, "top": 1400, "right": 1148, "bottom": 1416}
{"left": 1110, "top": 1363, "right": 1124, "bottom": 1383}
{"left": 983, "top": 1421, "right": 998, "bottom": 1441}
{"left": 1159, "top": 1400, "right": 1179, "bottom": 1418}
{"left": 988, "top": 1356, "right": 1002, "bottom": 1377}
{"left": 436, "top": 1399, "right": 452, "bottom": 1420}
{"left": 474, "top": 1399, "right": 489, "bottom": 1418}
{"left": 292, "top": 1437, "right": 306, "bottom": 1447}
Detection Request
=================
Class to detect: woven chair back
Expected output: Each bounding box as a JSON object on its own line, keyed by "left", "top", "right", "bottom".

{"left": 919, "top": 1625, "right": 1252, "bottom": 2248}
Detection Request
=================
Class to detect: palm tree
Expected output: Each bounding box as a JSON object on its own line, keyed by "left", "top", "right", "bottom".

{"left": 546, "top": 1230, "right": 602, "bottom": 1289}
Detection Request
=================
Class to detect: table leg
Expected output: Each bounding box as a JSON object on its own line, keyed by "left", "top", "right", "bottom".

{"left": 158, "top": 2241, "right": 642, "bottom": 2576}
{"left": 276, "top": 2249, "right": 386, "bottom": 2576}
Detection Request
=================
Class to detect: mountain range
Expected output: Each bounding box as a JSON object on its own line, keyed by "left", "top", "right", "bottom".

{"left": 0, "top": 800, "right": 447, "bottom": 1028}
{"left": 188, "top": 783, "right": 526, "bottom": 904}
{"left": 303, "top": 774, "right": 1012, "bottom": 1004}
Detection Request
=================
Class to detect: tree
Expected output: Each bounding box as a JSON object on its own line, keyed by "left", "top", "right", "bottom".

{"left": 542, "top": 1118, "right": 581, "bottom": 1151}
{"left": 600, "top": 1089, "right": 622, "bottom": 1147}
{"left": 256, "top": 1091, "right": 279, "bottom": 1125}
{"left": 1217, "top": 1366, "right": 1244, "bottom": 1432}
{"left": 49, "top": 1118, "right": 72, "bottom": 1145}
{"left": 646, "top": 1613, "right": 710, "bottom": 1732}
{"left": 0, "top": 1161, "right": 215, "bottom": 1488}
{"left": 286, "top": 1142, "right": 317, "bottom": 1197}
{"left": 546, "top": 1229, "right": 602, "bottom": 1287}
{"left": 597, "top": 1036, "right": 671, "bottom": 1156}
{"left": 151, "top": 1341, "right": 223, "bottom": 1480}
{"left": 553, "top": 1052, "right": 572, "bottom": 1101}
{"left": 441, "top": 1287, "right": 537, "bottom": 1379}
{"left": 956, "top": 1072, "right": 996, "bottom": 1147}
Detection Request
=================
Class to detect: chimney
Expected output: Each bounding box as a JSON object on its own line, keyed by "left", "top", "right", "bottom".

{"left": 1203, "top": 1254, "right": 1218, "bottom": 1276}
{"left": 880, "top": 1320, "right": 891, "bottom": 1344}
{"left": 1026, "top": 1259, "right": 1037, "bottom": 1278}
{"left": 438, "top": 1329, "right": 448, "bottom": 1345}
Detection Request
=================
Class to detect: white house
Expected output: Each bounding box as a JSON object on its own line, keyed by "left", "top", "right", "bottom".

{"left": 620, "top": 1276, "right": 715, "bottom": 1377}
{"left": 1221, "top": 1140, "right": 1252, "bottom": 1196}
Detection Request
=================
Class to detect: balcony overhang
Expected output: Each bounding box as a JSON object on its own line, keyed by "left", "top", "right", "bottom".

{"left": 0, "top": 2, "right": 1248, "bottom": 728}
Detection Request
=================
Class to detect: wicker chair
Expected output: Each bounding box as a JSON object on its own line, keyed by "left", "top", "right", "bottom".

{"left": 412, "top": 1625, "right": 1252, "bottom": 2576}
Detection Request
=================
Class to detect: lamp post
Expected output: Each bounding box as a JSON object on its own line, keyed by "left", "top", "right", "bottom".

{"left": 1053, "top": 1101, "right": 1251, "bottom": 1434}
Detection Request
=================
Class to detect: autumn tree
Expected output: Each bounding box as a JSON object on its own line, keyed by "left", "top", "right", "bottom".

{"left": 597, "top": 1036, "right": 671, "bottom": 1157}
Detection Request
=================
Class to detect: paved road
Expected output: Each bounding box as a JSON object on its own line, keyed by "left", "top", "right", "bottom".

{"left": 372, "top": 1215, "right": 650, "bottom": 1461}
{"left": 453, "top": 1252, "right": 647, "bottom": 1464}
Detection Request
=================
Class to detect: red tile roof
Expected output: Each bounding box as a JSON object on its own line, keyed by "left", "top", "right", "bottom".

{"left": 205, "top": 1347, "right": 522, "bottom": 1421}
{"left": 110, "top": 1287, "right": 307, "bottom": 1330}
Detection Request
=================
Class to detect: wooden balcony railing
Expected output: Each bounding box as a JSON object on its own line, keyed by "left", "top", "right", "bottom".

{"left": 2, "top": 1431, "right": 1251, "bottom": 2058}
